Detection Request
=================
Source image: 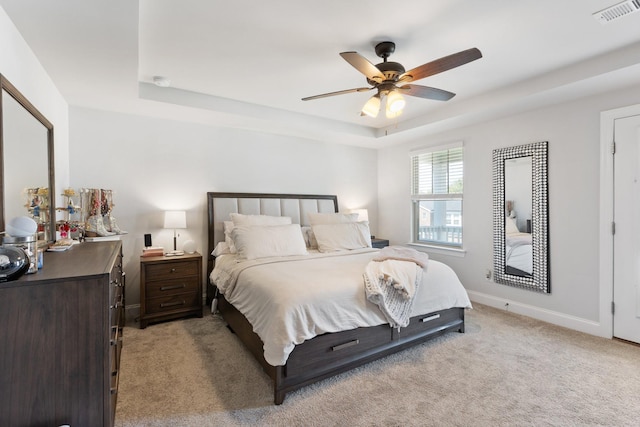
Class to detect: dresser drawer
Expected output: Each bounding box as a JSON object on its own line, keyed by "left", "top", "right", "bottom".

{"left": 145, "top": 292, "right": 200, "bottom": 314}
{"left": 145, "top": 276, "right": 200, "bottom": 299}
{"left": 144, "top": 260, "right": 199, "bottom": 280}
{"left": 287, "top": 323, "right": 392, "bottom": 375}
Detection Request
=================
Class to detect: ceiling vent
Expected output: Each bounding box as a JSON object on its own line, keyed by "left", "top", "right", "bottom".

{"left": 593, "top": 0, "right": 640, "bottom": 23}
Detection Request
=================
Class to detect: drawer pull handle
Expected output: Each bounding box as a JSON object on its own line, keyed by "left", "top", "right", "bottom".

{"left": 332, "top": 339, "right": 359, "bottom": 352}
{"left": 421, "top": 314, "right": 441, "bottom": 323}
{"left": 160, "top": 284, "right": 186, "bottom": 291}
{"left": 160, "top": 300, "right": 185, "bottom": 308}
{"left": 170, "top": 268, "right": 177, "bottom": 273}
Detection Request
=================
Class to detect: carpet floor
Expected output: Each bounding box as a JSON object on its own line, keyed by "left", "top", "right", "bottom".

{"left": 114, "top": 304, "right": 640, "bottom": 426}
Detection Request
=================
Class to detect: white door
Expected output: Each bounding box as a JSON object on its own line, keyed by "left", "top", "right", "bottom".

{"left": 613, "top": 113, "right": 640, "bottom": 343}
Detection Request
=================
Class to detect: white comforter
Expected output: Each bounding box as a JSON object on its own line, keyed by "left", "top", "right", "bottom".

{"left": 210, "top": 248, "right": 471, "bottom": 366}
{"left": 506, "top": 232, "right": 533, "bottom": 275}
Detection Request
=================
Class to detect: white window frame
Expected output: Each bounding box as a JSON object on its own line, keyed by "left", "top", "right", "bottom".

{"left": 410, "top": 142, "right": 464, "bottom": 250}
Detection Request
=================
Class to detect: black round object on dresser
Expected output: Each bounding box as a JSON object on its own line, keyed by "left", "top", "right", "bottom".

{"left": 0, "top": 245, "right": 29, "bottom": 282}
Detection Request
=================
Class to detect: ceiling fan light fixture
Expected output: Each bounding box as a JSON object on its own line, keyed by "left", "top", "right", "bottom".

{"left": 361, "top": 94, "right": 381, "bottom": 117}
{"left": 385, "top": 105, "right": 403, "bottom": 119}
{"left": 387, "top": 91, "right": 405, "bottom": 113}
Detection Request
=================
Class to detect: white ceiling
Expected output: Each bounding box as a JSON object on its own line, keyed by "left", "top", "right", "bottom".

{"left": 2, "top": 0, "right": 640, "bottom": 148}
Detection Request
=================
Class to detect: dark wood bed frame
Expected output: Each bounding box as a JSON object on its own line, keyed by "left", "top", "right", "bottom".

{"left": 206, "top": 192, "right": 465, "bottom": 405}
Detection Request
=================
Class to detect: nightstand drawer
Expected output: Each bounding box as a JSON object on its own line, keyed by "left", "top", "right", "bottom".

{"left": 144, "top": 260, "right": 199, "bottom": 280}
{"left": 145, "top": 276, "right": 200, "bottom": 299}
{"left": 146, "top": 292, "right": 200, "bottom": 314}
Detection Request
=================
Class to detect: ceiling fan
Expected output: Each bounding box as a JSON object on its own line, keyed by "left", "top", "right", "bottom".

{"left": 302, "top": 41, "right": 482, "bottom": 118}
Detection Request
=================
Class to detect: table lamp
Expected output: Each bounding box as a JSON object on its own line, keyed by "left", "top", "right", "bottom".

{"left": 164, "top": 210, "right": 187, "bottom": 256}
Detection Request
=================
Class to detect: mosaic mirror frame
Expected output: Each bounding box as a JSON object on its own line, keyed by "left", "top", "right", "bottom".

{"left": 492, "top": 141, "right": 550, "bottom": 293}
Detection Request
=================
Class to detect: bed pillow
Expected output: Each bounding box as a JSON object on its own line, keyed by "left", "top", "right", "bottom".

{"left": 505, "top": 217, "right": 519, "bottom": 234}
{"left": 307, "top": 212, "right": 358, "bottom": 225}
{"left": 230, "top": 213, "right": 292, "bottom": 226}
{"left": 311, "top": 222, "right": 372, "bottom": 252}
{"left": 231, "top": 224, "right": 308, "bottom": 260}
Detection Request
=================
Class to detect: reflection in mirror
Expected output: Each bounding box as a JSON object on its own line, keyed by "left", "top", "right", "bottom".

{"left": 504, "top": 156, "right": 532, "bottom": 278}
{"left": 3, "top": 95, "right": 50, "bottom": 222}
{"left": 0, "top": 74, "right": 55, "bottom": 242}
{"left": 493, "top": 141, "right": 549, "bottom": 293}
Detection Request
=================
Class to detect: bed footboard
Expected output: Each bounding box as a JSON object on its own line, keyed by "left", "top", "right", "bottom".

{"left": 217, "top": 294, "right": 464, "bottom": 405}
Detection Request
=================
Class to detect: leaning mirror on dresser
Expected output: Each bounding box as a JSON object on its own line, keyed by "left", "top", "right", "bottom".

{"left": 492, "top": 141, "right": 550, "bottom": 293}
{"left": 0, "top": 73, "right": 55, "bottom": 242}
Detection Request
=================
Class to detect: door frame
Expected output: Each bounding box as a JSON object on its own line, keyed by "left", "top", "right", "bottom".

{"left": 599, "top": 103, "right": 640, "bottom": 339}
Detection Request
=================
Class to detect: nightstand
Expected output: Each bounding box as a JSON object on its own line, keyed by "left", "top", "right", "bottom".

{"left": 371, "top": 238, "right": 390, "bottom": 249}
{"left": 140, "top": 252, "right": 203, "bottom": 328}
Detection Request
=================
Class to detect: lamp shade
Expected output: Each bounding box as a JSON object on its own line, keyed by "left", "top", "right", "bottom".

{"left": 387, "top": 91, "right": 405, "bottom": 112}
{"left": 164, "top": 210, "right": 187, "bottom": 229}
{"left": 361, "top": 94, "right": 381, "bottom": 118}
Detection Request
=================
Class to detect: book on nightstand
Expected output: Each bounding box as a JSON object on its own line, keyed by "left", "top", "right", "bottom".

{"left": 142, "top": 246, "right": 164, "bottom": 257}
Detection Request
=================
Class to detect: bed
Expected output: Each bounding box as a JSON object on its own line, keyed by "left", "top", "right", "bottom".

{"left": 206, "top": 192, "right": 471, "bottom": 404}
{"left": 505, "top": 217, "right": 533, "bottom": 277}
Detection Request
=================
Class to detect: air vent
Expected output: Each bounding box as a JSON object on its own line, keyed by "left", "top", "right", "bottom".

{"left": 593, "top": 0, "right": 640, "bottom": 23}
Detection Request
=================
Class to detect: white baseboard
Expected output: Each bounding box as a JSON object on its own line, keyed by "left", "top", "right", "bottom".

{"left": 467, "top": 291, "right": 610, "bottom": 339}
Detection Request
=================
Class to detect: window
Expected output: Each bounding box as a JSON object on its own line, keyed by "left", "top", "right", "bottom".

{"left": 411, "top": 143, "right": 463, "bottom": 247}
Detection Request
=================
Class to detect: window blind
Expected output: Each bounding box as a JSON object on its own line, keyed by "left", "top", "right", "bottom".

{"left": 411, "top": 146, "right": 464, "bottom": 198}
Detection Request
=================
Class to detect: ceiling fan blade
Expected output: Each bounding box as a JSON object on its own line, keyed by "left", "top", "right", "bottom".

{"left": 399, "top": 48, "right": 482, "bottom": 83}
{"left": 302, "top": 87, "right": 373, "bottom": 101}
{"left": 399, "top": 84, "right": 456, "bottom": 101}
{"left": 339, "top": 52, "right": 385, "bottom": 81}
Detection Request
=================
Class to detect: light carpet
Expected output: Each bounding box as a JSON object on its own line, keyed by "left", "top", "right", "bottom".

{"left": 115, "top": 304, "right": 640, "bottom": 426}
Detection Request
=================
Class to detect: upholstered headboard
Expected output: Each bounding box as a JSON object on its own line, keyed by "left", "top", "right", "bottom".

{"left": 206, "top": 192, "right": 338, "bottom": 302}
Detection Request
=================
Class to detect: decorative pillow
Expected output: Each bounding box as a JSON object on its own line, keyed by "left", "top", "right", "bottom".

{"left": 307, "top": 212, "right": 358, "bottom": 225}
{"left": 230, "top": 213, "right": 292, "bottom": 226}
{"left": 231, "top": 224, "right": 308, "bottom": 260}
{"left": 301, "top": 226, "right": 312, "bottom": 247}
{"left": 223, "top": 221, "right": 237, "bottom": 253}
{"left": 212, "top": 241, "right": 231, "bottom": 257}
{"left": 505, "top": 217, "right": 519, "bottom": 234}
{"left": 311, "top": 222, "right": 372, "bottom": 252}
{"left": 307, "top": 228, "right": 318, "bottom": 249}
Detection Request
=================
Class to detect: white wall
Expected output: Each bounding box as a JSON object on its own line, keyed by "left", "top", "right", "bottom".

{"left": 69, "top": 106, "right": 378, "bottom": 310}
{"left": 0, "top": 6, "right": 69, "bottom": 201}
{"left": 378, "top": 85, "right": 640, "bottom": 333}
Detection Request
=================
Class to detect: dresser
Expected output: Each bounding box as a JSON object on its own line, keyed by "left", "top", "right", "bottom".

{"left": 0, "top": 241, "right": 124, "bottom": 427}
{"left": 140, "top": 252, "right": 203, "bottom": 328}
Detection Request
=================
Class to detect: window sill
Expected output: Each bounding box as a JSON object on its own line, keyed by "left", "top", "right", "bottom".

{"left": 408, "top": 243, "right": 466, "bottom": 258}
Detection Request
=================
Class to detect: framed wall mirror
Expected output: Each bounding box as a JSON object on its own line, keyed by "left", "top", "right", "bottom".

{"left": 492, "top": 141, "right": 549, "bottom": 293}
{"left": 0, "top": 74, "right": 56, "bottom": 242}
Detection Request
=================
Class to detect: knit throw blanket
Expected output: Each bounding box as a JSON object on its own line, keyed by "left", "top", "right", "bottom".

{"left": 363, "top": 246, "right": 428, "bottom": 328}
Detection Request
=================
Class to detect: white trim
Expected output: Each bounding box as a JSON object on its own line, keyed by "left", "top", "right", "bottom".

{"left": 599, "top": 103, "right": 640, "bottom": 339}
{"left": 407, "top": 242, "right": 466, "bottom": 257}
{"left": 408, "top": 140, "right": 463, "bottom": 156}
{"left": 467, "top": 291, "right": 606, "bottom": 337}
